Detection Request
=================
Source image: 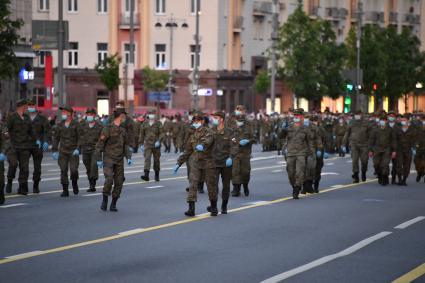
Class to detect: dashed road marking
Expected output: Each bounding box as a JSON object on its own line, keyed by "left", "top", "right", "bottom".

{"left": 146, "top": 185, "right": 164, "bottom": 189}
{"left": 0, "top": 203, "right": 28, "bottom": 208}
{"left": 394, "top": 216, "right": 425, "bottom": 230}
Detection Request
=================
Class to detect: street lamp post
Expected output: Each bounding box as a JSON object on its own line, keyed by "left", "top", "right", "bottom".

{"left": 192, "top": 0, "right": 200, "bottom": 110}
{"left": 355, "top": 1, "right": 363, "bottom": 112}
{"left": 270, "top": 0, "right": 279, "bottom": 113}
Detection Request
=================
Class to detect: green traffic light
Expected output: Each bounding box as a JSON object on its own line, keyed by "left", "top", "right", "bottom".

{"left": 346, "top": 84, "right": 354, "bottom": 91}
{"left": 345, "top": 96, "right": 352, "bottom": 105}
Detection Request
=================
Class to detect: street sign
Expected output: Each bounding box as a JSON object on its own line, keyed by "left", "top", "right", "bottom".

{"left": 32, "top": 20, "right": 69, "bottom": 50}
{"left": 197, "top": 88, "right": 213, "bottom": 96}
{"left": 148, "top": 92, "right": 171, "bottom": 102}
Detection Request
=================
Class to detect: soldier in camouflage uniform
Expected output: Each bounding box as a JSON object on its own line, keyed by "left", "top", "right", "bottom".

{"left": 261, "top": 115, "right": 273, "bottom": 152}
{"left": 311, "top": 115, "right": 329, "bottom": 193}
{"left": 414, "top": 115, "right": 425, "bottom": 182}
{"left": 393, "top": 115, "right": 416, "bottom": 186}
{"left": 52, "top": 106, "right": 81, "bottom": 197}
{"left": 96, "top": 108, "right": 133, "bottom": 212}
{"left": 6, "top": 99, "right": 33, "bottom": 195}
{"left": 333, "top": 115, "right": 347, "bottom": 157}
{"left": 79, "top": 108, "right": 103, "bottom": 192}
{"left": 139, "top": 110, "right": 163, "bottom": 182}
{"left": 162, "top": 116, "right": 173, "bottom": 153}
{"left": 115, "top": 101, "right": 136, "bottom": 152}
{"left": 27, "top": 100, "right": 51, "bottom": 193}
{"left": 230, "top": 115, "right": 255, "bottom": 197}
{"left": 132, "top": 116, "right": 143, "bottom": 153}
{"left": 210, "top": 111, "right": 233, "bottom": 214}
{"left": 175, "top": 111, "right": 218, "bottom": 217}
{"left": 0, "top": 122, "right": 11, "bottom": 205}
{"left": 171, "top": 115, "right": 183, "bottom": 153}
{"left": 281, "top": 109, "right": 314, "bottom": 199}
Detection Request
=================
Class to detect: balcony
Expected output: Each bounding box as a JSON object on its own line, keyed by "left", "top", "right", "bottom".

{"left": 339, "top": 8, "right": 348, "bottom": 19}
{"left": 389, "top": 12, "right": 398, "bottom": 23}
{"left": 233, "top": 16, "right": 244, "bottom": 32}
{"left": 325, "top": 7, "right": 340, "bottom": 20}
{"left": 309, "top": 5, "right": 319, "bottom": 18}
{"left": 403, "top": 13, "right": 420, "bottom": 25}
{"left": 364, "top": 11, "right": 384, "bottom": 24}
{"left": 119, "top": 13, "right": 140, "bottom": 29}
{"left": 253, "top": 1, "right": 272, "bottom": 17}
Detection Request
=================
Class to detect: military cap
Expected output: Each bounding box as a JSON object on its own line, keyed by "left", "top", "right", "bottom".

{"left": 355, "top": 110, "right": 362, "bottom": 115}
{"left": 59, "top": 105, "right": 74, "bottom": 113}
{"left": 388, "top": 111, "right": 396, "bottom": 116}
{"left": 116, "top": 100, "right": 125, "bottom": 108}
{"left": 16, "top": 99, "right": 28, "bottom": 107}
{"left": 147, "top": 109, "right": 156, "bottom": 114}
{"left": 27, "top": 100, "right": 36, "bottom": 106}
{"left": 212, "top": 111, "right": 225, "bottom": 119}
{"left": 188, "top": 108, "right": 196, "bottom": 115}
{"left": 380, "top": 114, "right": 388, "bottom": 120}
{"left": 113, "top": 108, "right": 127, "bottom": 118}
{"left": 235, "top": 105, "right": 246, "bottom": 111}
{"left": 192, "top": 110, "right": 204, "bottom": 120}
{"left": 293, "top": 108, "right": 304, "bottom": 116}
{"left": 86, "top": 108, "right": 97, "bottom": 115}
{"left": 310, "top": 115, "right": 319, "bottom": 122}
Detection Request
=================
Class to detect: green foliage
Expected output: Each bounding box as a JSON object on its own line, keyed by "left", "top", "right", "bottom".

{"left": 141, "top": 67, "right": 169, "bottom": 92}
{"left": 0, "top": 0, "right": 23, "bottom": 79}
{"left": 254, "top": 70, "right": 270, "bottom": 94}
{"left": 95, "top": 54, "right": 120, "bottom": 91}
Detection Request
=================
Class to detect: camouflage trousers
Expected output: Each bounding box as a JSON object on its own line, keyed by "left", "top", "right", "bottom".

{"left": 58, "top": 152, "right": 79, "bottom": 186}
{"left": 396, "top": 150, "right": 412, "bottom": 177}
{"left": 187, "top": 166, "right": 217, "bottom": 202}
{"left": 373, "top": 150, "right": 391, "bottom": 176}
{"left": 7, "top": 148, "right": 30, "bottom": 184}
{"left": 414, "top": 153, "right": 425, "bottom": 176}
{"left": 286, "top": 155, "right": 306, "bottom": 188}
{"left": 102, "top": 157, "right": 125, "bottom": 199}
{"left": 305, "top": 154, "right": 316, "bottom": 182}
{"left": 232, "top": 156, "right": 251, "bottom": 185}
{"left": 315, "top": 156, "right": 324, "bottom": 182}
{"left": 216, "top": 166, "right": 232, "bottom": 201}
{"left": 82, "top": 151, "right": 99, "bottom": 181}
{"left": 351, "top": 145, "right": 369, "bottom": 174}
{"left": 163, "top": 134, "right": 172, "bottom": 150}
{"left": 29, "top": 148, "right": 43, "bottom": 183}
{"left": 144, "top": 148, "right": 161, "bottom": 172}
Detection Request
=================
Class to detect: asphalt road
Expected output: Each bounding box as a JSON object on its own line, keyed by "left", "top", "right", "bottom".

{"left": 1, "top": 145, "right": 425, "bottom": 283}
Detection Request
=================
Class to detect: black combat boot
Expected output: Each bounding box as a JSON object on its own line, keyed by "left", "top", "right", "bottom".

{"left": 33, "top": 181, "right": 40, "bottom": 194}
{"left": 141, "top": 170, "right": 150, "bottom": 182}
{"left": 221, "top": 199, "right": 228, "bottom": 214}
{"left": 72, "top": 180, "right": 79, "bottom": 195}
{"left": 416, "top": 174, "right": 422, "bottom": 182}
{"left": 361, "top": 171, "right": 367, "bottom": 182}
{"left": 17, "top": 183, "right": 27, "bottom": 195}
{"left": 382, "top": 175, "right": 389, "bottom": 186}
{"left": 185, "top": 187, "right": 189, "bottom": 192}
{"left": 313, "top": 180, "right": 320, "bottom": 193}
{"left": 293, "top": 186, "right": 301, "bottom": 199}
{"left": 231, "top": 184, "right": 241, "bottom": 197}
{"left": 352, "top": 173, "right": 360, "bottom": 183}
{"left": 154, "top": 171, "right": 160, "bottom": 182}
{"left": 208, "top": 200, "right": 218, "bottom": 216}
{"left": 184, "top": 201, "right": 195, "bottom": 217}
{"left": 0, "top": 182, "right": 5, "bottom": 205}
{"left": 61, "top": 185, "right": 69, "bottom": 197}
{"left": 5, "top": 178, "right": 12, "bottom": 194}
{"left": 87, "top": 179, "right": 96, "bottom": 193}
{"left": 110, "top": 197, "right": 118, "bottom": 212}
{"left": 100, "top": 195, "right": 108, "bottom": 211}
{"left": 391, "top": 174, "right": 396, "bottom": 185}
{"left": 198, "top": 182, "right": 204, "bottom": 194}
{"left": 243, "top": 184, "right": 250, "bottom": 196}
{"left": 401, "top": 176, "right": 408, "bottom": 186}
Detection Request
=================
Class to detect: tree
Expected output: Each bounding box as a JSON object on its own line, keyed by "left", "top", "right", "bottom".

{"left": 95, "top": 54, "right": 120, "bottom": 92}
{"left": 0, "top": 0, "right": 23, "bottom": 79}
{"left": 141, "top": 67, "right": 169, "bottom": 92}
{"left": 254, "top": 70, "right": 270, "bottom": 94}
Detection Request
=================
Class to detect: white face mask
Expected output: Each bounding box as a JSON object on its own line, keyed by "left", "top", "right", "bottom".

{"left": 148, "top": 114, "right": 155, "bottom": 120}
{"left": 236, "top": 121, "right": 244, "bottom": 127}
{"left": 354, "top": 115, "right": 361, "bottom": 120}
{"left": 149, "top": 120, "right": 154, "bottom": 126}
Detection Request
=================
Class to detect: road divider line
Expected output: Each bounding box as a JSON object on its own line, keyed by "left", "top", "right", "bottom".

{"left": 6, "top": 251, "right": 44, "bottom": 260}
{"left": 394, "top": 216, "right": 425, "bottom": 230}
{"left": 118, "top": 229, "right": 146, "bottom": 236}
{"left": 392, "top": 262, "right": 425, "bottom": 283}
{"left": 146, "top": 186, "right": 164, "bottom": 189}
{"left": 82, "top": 193, "right": 102, "bottom": 197}
{"left": 0, "top": 203, "right": 28, "bottom": 208}
{"left": 0, "top": 177, "right": 377, "bottom": 265}
{"left": 261, "top": 231, "right": 392, "bottom": 283}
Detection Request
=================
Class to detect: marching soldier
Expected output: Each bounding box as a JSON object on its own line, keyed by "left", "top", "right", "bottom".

{"left": 387, "top": 111, "right": 399, "bottom": 184}
{"left": 139, "top": 110, "right": 163, "bottom": 182}
{"left": 281, "top": 109, "right": 314, "bottom": 199}
{"left": 162, "top": 116, "right": 173, "bottom": 153}
{"left": 394, "top": 115, "right": 416, "bottom": 186}
{"left": 303, "top": 114, "right": 323, "bottom": 194}
{"left": 414, "top": 115, "right": 425, "bottom": 182}
{"left": 368, "top": 115, "right": 397, "bottom": 186}
{"left": 96, "top": 108, "right": 133, "bottom": 212}
{"left": 174, "top": 111, "right": 218, "bottom": 217}
{"left": 0, "top": 122, "right": 10, "bottom": 205}
{"left": 333, "top": 115, "right": 347, "bottom": 157}
{"left": 6, "top": 99, "right": 33, "bottom": 195}
{"left": 230, "top": 115, "right": 255, "bottom": 197}
{"left": 311, "top": 115, "right": 329, "bottom": 193}
{"left": 260, "top": 115, "right": 273, "bottom": 152}
{"left": 171, "top": 114, "right": 183, "bottom": 153}
{"left": 27, "top": 100, "right": 51, "bottom": 193}
{"left": 210, "top": 111, "right": 233, "bottom": 214}
{"left": 52, "top": 106, "right": 81, "bottom": 197}
{"left": 115, "top": 101, "right": 136, "bottom": 152}
{"left": 79, "top": 108, "right": 103, "bottom": 192}
{"left": 342, "top": 110, "right": 372, "bottom": 183}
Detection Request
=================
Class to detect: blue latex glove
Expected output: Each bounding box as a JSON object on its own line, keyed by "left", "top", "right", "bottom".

{"left": 36, "top": 140, "right": 42, "bottom": 149}
{"left": 128, "top": 146, "right": 134, "bottom": 153}
{"left": 140, "top": 145, "right": 145, "bottom": 152}
{"left": 97, "top": 161, "right": 104, "bottom": 168}
{"left": 341, "top": 146, "right": 347, "bottom": 153}
{"left": 195, "top": 144, "right": 204, "bottom": 152}
{"left": 324, "top": 152, "right": 329, "bottom": 159}
{"left": 127, "top": 159, "right": 133, "bottom": 166}
{"left": 225, "top": 157, "right": 233, "bottom": 167}
{"left": 0, "top": 153, "right": 6, "bottom": 162}
{"left": 173, "top": 164, "right": 180, "bottom": 175}
{"left": 316, "top": 150, "right": 322, "bottom": 158}
{"left": 42, "top": 142, "right": 49, "bottom": 151}
{"left": 239, "top": 139, "right": 250, "bottom": 146}
{"left": 52, "top": 152, "right": 59, "bottom": 160}
{"left": 154, "top": 141, "right": 161, "bottom": 148}
{"left": 72, "top": 149, "right": 80, "bottom": 156}
{"left": 412, "top": 148, "right": 417, "bottom": 156}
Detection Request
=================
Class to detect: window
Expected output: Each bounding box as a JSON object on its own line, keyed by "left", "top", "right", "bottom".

{"left": 38, "top": 51, "right": 51, "bottom": 67}
{"left": 155, "top": 44, "right": 167, "bottom": 69}
{"left": 190, "top": 45, "right": 201, "bottom": 69}
{"left": 68, "top": 42, "right": 79, "bottom": 67}
{"left": 124, "top": 43, "right": 136, "bottom": 64}
{"left": 97, "top": 0, "right": 108, "bottom": 13}
{"left": 39, "top": 0, "right": 49, "bottom": 11}
{"left": 155, "top": 0, "right": 166, "bottom": 14}
{"left": 68, "top": 0, "right": 78, "bottom": 12}
{"left": 97, "top": 43, "right": 108, "bottom": 65}
{"left": 190, "top": 0, "right": 200, "bottom": 14}
{"left": 124, "top": 0, "right": 136, "bottom": 14}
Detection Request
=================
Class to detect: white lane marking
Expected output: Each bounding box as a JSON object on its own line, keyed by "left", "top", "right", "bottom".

{"left": 261, "top": 231, "right": 392, "bottom": 283}
{"left": 272, "top": 170, "right": 283, "bottom": 173}
{"left": 146, "top": 185, "right": 164, "bottom": 189}
{"left": 244, "top": 201, "right": 271, "bottom": 206}
{"left": 320, "top": 172, "right": 339, "bottom": 176}
{"left": 363, "top": 199, "right": 385, "bottom": 202}
{"left": 330, "top": 184, "right": 344, "bottom": 188}
{"left": 277, "top": 161, "right": 286, "bottom": 165}
{"left": 118, "top": 228, "right": 146, "bottom": 236}
{"left": 0, "top": 203, "right": 28, "bottom": 208}
{"left": 82, "top": 193, "right": 102, "bottom": 197}
{"left": 347, "top": 160, "right": 352, "bottom": 163}
{"left": 251, "top": 156, "right": 278, "bottom": 161}
{"left": 6, "top": 251, "right": 44, "bottom": 259}
{"left": 394, "top": 216, "right": 425, "bottom": 230}
{"left": 325, "top": 163, "right": 335, "bottom": 166}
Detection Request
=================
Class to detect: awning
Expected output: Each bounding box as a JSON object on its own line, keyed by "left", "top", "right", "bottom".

{"left": 14, "top": 51, "right": 36, "bottom": 58}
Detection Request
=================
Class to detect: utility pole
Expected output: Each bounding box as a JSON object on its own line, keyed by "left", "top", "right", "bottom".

{"left": 355, "top": 1, "right": 363, "bottom": 112}
{"left": 168, "top": 15, "right": 175, "bottom": 109}
{"left": 192, "top": 0, "right": 200, "bottom": 110}
{"left": 128, "top": 0, "right": 135, "bottom": 115}
{"left": 270, "top": 0, "right": 279, "bottom": 113}
{"left": 58, "top": 0, "right": 64, "bottom": 108}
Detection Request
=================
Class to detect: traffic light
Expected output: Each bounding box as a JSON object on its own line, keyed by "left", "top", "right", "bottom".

{"left": 373, "top": 83, "right": 377, "bottom": 91}
{"left": 346, "top": 83, "right": 354, "bottom": 92}
{"left": 344, "top": 96, "right": 352, "bottom": 113}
